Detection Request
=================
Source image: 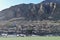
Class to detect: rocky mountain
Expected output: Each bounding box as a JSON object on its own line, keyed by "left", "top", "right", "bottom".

{"left": 0, "top": 0, "right": 60, "bottom": 21}
{"left": 0, "top": 0, "right": 60, "bottom": 36}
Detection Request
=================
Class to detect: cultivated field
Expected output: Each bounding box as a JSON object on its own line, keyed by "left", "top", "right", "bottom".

{"left": 0, "top": 36, "right": 60, "bottom": 40}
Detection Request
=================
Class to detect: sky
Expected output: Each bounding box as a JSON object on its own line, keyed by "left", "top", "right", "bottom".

{"left": 0, "top": 0, "right": 44, "bottom": 11}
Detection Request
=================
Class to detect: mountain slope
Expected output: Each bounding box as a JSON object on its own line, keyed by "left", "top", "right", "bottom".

{"left": 0, "top": 0, "right": 60, "bottom": 21}
{"left": 0, "top": 0, "right": 60, "bottom": 35}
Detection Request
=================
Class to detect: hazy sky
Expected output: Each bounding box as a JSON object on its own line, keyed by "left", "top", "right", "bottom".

{"left": 0, "top": 0, "right": 44, "bottom": 11}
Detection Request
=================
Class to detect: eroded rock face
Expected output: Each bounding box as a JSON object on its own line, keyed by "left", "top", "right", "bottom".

{"left": 0, "top": 0, "right": 60, "bottom": 21}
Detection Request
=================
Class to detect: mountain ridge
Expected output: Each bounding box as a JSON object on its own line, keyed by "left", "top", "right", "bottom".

{"left": 0, "top": 0, "right": 60, "bottom": 21}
